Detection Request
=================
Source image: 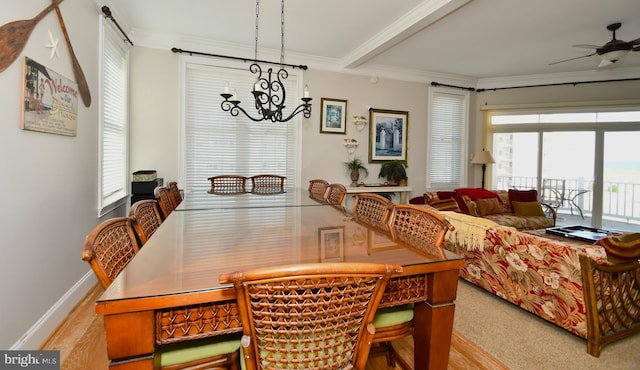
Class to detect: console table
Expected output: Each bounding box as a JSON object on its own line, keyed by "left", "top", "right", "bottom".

{"left": 346, "top": 185, "right": 413, "bottom": 204}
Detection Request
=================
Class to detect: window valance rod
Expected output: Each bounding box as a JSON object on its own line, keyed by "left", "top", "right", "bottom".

{"left": 171, "top": 47, "right": 308, "bottom": 70}
{"left": 475, "top": 77, "right": 640, "bottom": 92}
{"left": 101, "top": 6, "right": 133, "bottom": 46}
{"left": 430, "top": 82, "right": 476, "bottom": 91}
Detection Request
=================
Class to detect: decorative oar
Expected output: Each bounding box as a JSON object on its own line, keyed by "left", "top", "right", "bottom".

{"left": 0, "top": 0, "right": 63, "bottom": 73}
{"left": 53, "top": 1, "right": 91, "bottom": 107}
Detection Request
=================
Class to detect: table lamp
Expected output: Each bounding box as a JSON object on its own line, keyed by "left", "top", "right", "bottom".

{"left": 471, "top": 149, "right": 495, "bottom": 188}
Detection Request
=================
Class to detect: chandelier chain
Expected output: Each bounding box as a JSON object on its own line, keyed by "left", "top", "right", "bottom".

{"left": 254, "top": 0, "right": 260, "bottom": 61}
{"left": 280, "top": 0, "right": 285, "bottom": 66}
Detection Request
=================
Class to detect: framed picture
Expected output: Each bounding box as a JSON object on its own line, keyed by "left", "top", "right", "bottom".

{"left": 367, "top": 230, "right": 400, "bottom": 254}
{"left": 318, "top": 227, "right": 345, "bottom": 262}
{"left": 369, "top": 108, "right": 408, "bottom": 162}
{"left": 320, "top": 98, "right": 347, "bottom": 134}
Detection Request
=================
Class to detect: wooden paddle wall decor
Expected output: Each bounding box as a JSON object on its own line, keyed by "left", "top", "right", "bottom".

{"left": 0, "top": 0, "right": 91, "bottom": 107}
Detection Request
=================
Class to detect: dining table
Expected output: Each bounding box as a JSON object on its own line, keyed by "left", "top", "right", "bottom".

{"left": 96, "top": 190, "right": 464, "bottom": 369}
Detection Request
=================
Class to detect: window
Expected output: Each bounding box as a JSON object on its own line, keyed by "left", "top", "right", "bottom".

{"left": 426, "top": 87, "right": 469, "bottom": 189}
{"left": 180, "top": 58, "right": 302, "bottom": 190}
{"left": 98, "top": 18, "right": 130, "bottom": 216}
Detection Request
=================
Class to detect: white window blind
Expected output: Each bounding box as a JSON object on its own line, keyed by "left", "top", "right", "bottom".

{"left": 426, "top": 88, "right": 468, "bottom": 189}
{"left": 182, "top": 61, "right": 301, "bottom": 190}
{"left": 99, "top": 19, "right": 129, "bottom": 216}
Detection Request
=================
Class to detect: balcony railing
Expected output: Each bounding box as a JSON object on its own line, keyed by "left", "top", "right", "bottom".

{"left": 496, "top": 176, "right": 640, "bottom": 228}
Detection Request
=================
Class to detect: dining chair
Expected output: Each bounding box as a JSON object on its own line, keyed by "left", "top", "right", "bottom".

{"left": 208, "top": 175, "right": 247, "bottom": 194}
{"left": 156, "top": 335, "right": 242, "bottom": 370}
{"left": 307, "top": 179, "right": 329, "bottom": 201}
{"left": 220, "top": 262, "right": 402, "bottom": 370}
{"left": 249, "top": 174, "right": 285, "bottom": 194}
{"left": 326, "top": 183, "right": 348, "bottom": 213}
{"left": 167, "top": 181, "right": 183, "bottom": 208}
{"left": 352, "top": 193, "right": 393, "bottom": 233}
{"left": 389, "top": 204, "right": 454, "bottom": 258}
{"left": 82, "top": 217, "right": 140, "bottom": 289}
{"left": 129, "top": 199, "right": 163, "bottom": 245}
{"left": 155, "top": 186, "right": 175, "bottom": 219}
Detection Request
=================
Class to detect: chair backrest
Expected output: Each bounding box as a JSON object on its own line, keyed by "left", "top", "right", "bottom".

{"left": 352, "top": 193, "right": 393, "bottom": 233}
{"left": 388, "top": 204, "right": 454, "bottom": 258}
{"left": 308, "top": 179, "right": 329, "bottom": 201}
{"left": 220, "top": 262, "right": 402, "bottom": 370}
{"left": 166, "top": 181, "right": 182, "bottom": 208}
{"left": 542, "top": 179, "right": 566, "bottom": 207}
{"left": 129, "top": 199, "right": 163, "bottom": 245}
{"left": 249, "top": 174, "right": 285, "bottom": 194}
{"left": 154, "top": 186, "right": 175, "bottom": 219}
{"left": 326, "top": 183, "right": 347, "bottom": 212}
{"left": 208, "top": 175, "right": 247, "bottom": 194}
{"left": 82, "top": 217, "right": 140, "bottom": 289}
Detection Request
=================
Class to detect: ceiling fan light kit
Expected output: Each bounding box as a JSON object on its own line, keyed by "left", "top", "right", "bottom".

{"left": 550, "top": 22, "right": 639, "bottom": 67}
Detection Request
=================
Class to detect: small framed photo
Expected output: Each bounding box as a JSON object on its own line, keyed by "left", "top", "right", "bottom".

{"left": 320, "top": 98, "right": 347, "bottom": 134}
{"left": 318, "top": 227, "right": 345, "bottom": 262}
{"left": 369, "top": 108, "right": 408, "bottom": 162}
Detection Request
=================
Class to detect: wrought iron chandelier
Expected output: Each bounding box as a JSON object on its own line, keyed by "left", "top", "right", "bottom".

{"left": 220, "top": 0, "right": 312, "bottom": 122}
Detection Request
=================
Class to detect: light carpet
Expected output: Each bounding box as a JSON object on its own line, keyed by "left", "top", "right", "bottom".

{"left": 453, "top": 280, "right": 640, "bottom": 370}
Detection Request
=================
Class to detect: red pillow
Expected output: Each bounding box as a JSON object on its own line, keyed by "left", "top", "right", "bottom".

{"left": 455, "top": 188, "right": 500, "bottom": 201}
{"left": 437, "top": 191, "right": 469, "bottom": 213}
{"left": 508, "top": 189, "right": 538, "bottom": 212}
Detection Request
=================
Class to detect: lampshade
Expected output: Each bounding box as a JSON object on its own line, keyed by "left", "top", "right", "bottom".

{"left": 600, "top": 49, "right": 629, "bottom": 63}
{"left": 471, "top": 150, "right": 495, "bottom": 165}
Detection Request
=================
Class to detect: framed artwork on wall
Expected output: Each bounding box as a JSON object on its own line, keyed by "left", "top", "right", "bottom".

{"left": 318, "top": 226, "right": 345, "bottom": 262}
{"left": 320, "top": 98, "right": 347, "bottom": 134}
{"left": 369, "top": 108, "right": 408, "bottom": 162}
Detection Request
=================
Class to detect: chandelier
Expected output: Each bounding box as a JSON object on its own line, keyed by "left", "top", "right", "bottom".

{"left": 220, "top": 0, "right": 312, "bottom": 122}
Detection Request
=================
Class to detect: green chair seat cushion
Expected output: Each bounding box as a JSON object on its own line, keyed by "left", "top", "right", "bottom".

{"left": 372, "top": 304, "right": 414, "bottom": 328}
{"left": 159, "top": 335, "right": 241, "bottom": 367}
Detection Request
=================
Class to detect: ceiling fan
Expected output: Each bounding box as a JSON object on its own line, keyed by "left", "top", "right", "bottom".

{"left": 550, "top": 22, "right": 640, "bottom": 67}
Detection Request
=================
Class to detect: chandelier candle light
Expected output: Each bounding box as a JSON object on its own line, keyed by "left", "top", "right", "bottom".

{"left": 220, "top": 0, "right": 312, "bottom": 122}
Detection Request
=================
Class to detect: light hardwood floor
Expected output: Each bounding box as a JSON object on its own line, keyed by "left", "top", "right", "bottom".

{"left": 41, "top": 284, "right": 508, "bottom": 370}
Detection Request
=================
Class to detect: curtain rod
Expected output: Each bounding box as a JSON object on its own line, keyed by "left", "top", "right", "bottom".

{"left": 431, "top": 77, "right": 640, "bottom": 93}
{"left": 171, "top": 47, "right": 308, "bottom": 70}
{"left": 101, "top": 6, "right": 134, "bottom": 46}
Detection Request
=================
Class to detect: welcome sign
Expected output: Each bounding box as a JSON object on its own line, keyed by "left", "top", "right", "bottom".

{"left": 21, "top": 57, "right": 78, "bottom": 137}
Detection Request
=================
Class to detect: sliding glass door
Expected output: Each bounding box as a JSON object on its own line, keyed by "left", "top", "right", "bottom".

{"left": 602, "top": 131, "right": 640, "bottom": 229}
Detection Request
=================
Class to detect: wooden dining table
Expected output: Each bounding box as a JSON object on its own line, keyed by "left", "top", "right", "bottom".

{"left": 96, "top": 192, "right": 464, "bottom": 369}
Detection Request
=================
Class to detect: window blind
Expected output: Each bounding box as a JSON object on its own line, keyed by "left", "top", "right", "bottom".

{"left": 183, "top": 62, "right": 301, "bottom": 190}
{"left": 99, "top": 19, "right": 129, "bottom": 216}
{"left": 427, "top": 88, "right": 468, "bottom": 189}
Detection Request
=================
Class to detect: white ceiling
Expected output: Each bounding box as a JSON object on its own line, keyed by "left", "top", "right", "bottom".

{"left": 103, "top": 0, "right": 640, "bottom": 87}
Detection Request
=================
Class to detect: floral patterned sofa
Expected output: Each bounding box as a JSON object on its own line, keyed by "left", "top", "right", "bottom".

{"left": 439, "top": 211, "right": 608, "bottom": 339}
{"left": 425, "top": 188, "right": 555, "bottom": 230}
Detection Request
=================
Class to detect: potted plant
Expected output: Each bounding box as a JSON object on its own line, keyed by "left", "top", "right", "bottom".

{"left": 344, "top": 158, "right": 369, "bottom": 186}
{"left": 378, "top": 160, "right": 408, "bottom": 185}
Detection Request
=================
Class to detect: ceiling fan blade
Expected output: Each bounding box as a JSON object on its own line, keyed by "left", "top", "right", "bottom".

{"left": 572, "top": 44, "right": 600, "bottom": 49}
{"left": 549, "top": 52, "right": 596, "bottom": 66}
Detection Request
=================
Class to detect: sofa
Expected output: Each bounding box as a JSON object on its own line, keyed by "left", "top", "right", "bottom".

{"left": 424, "top": 188, "right": 555, "bottom": 230}
{"left": 440, "top": 210, "right": 607, "bottom": 339}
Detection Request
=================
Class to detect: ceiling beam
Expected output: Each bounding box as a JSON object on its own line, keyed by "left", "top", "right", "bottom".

{"left": 342, "top": 0, "right": 472, "bottom": 69}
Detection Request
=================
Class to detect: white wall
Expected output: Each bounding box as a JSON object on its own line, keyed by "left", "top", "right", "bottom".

{"left": 0, "top": 0, "right": 124, "bottom": 349}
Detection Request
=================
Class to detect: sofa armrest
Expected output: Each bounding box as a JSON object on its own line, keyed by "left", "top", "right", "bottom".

{"left": 541, "top": 202, "right": 557, "bottom": 226}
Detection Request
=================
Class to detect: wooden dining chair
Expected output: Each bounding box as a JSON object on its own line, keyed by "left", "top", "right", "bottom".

{"left": 129, "top": 199, "right": 163, "bottom": 245}
{"left": 82, "top": 217, "right": 140, "bottom": 289}
{"left": 308, "top": 179, "right": 329, "bottom": 201}
{"left": 220, "top": 262, "right": 402, "bottom": 370}
{"left": 249, "top": 174, "right": 285, "bottom": 194}
{"left": 208, "top": 175, "right": 247, "bottom": 194}
{"left": 352, "top": 193, "right": 394, "bottom": 233}
{"left": 167, "top": 181, "right": 183, "bottom": 208}
{"left": 326, "top": 183, "right": 348, "bottom": 213}
{"left": 155, "top": 186, "right": 175, "bottom": 219}
{"left": 388, "top": 204, "right": 454, "bottom": 258}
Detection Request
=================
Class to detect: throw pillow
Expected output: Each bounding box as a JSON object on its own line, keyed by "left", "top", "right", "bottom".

{"left": 428, "top": 198, "right": 461, "bottom": 212}
{"left": 595, "top": 233, "right": 640, "bottom": 263}
{"left": 474, "top": 198, "right": 503, "bottom": 216}
{"left": 508, "top": 189, "right": 538, "bottom": 212}
{"left": 512, "top": 201, "right": 545, "bottom": 217}
{"left": 455, "top": 188, "right": 501, "bottom": 201}
{"left": 437, "top": 191, "right": 469, "bottom": 214}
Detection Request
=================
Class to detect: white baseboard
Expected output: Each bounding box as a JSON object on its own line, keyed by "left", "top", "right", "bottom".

{"left": 10, "top": 272, "right": 98, "bottom": 350}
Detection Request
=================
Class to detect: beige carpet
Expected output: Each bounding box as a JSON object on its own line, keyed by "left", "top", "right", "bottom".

{"left": 453, "top": 280, "right": 640, "bottom": 370}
